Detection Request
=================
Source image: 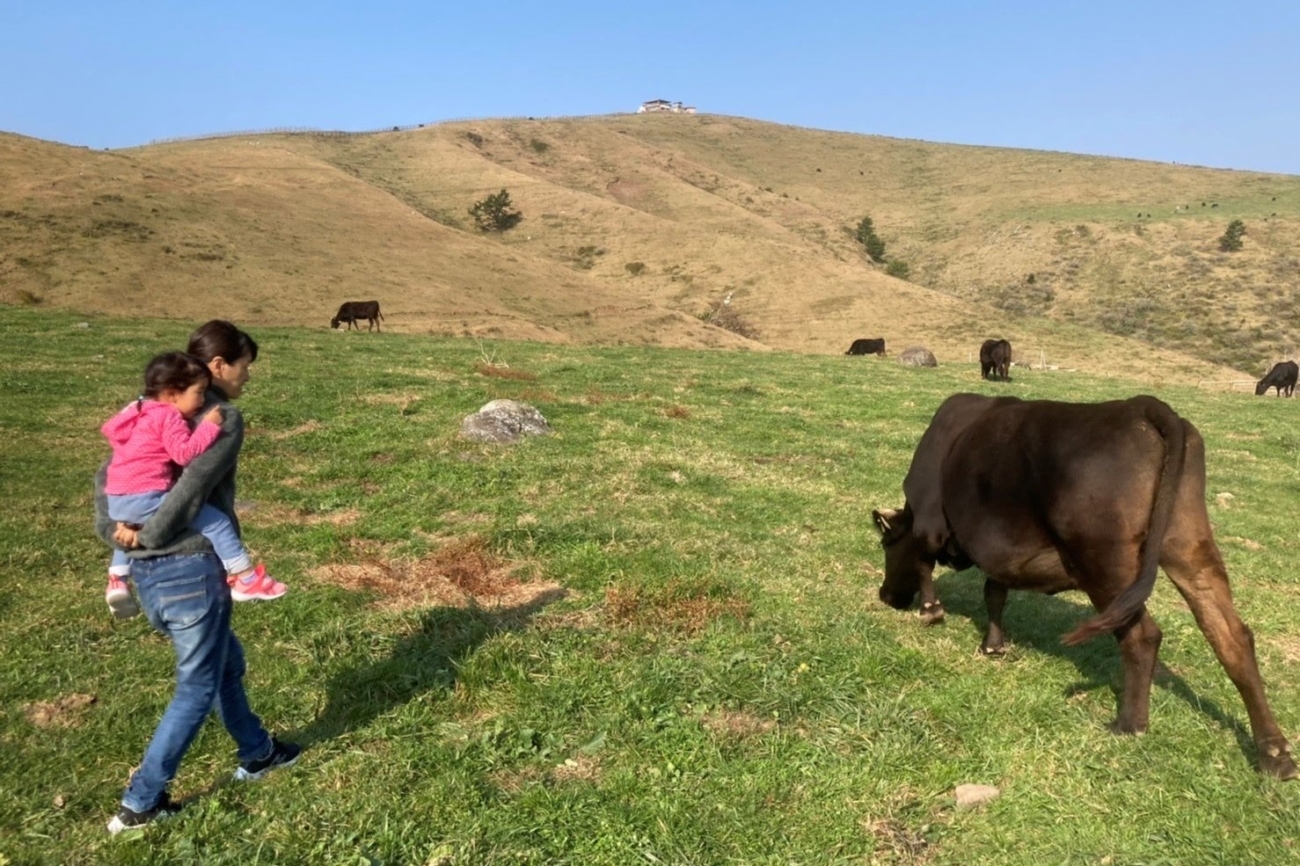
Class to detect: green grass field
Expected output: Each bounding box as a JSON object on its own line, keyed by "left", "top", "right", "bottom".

{"left": 3, "top": 306, "right": 1299, "bottom": 864}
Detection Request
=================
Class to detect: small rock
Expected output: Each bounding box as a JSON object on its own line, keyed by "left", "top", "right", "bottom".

{"left": 1215, "top": 492, "right": 1234, "bottom": 508}
{"left": 954, "top": 783, "right": 1001, "bottom": 809}
{"left": 74, "top": 322, "right": 91, "bottom": 329}
{"left": 460, "top": 399, "right": 552, "bottom": 443}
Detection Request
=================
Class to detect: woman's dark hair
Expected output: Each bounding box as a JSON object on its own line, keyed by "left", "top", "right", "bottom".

{"left": 187, "top": 320, "right": 259, "bottom": 366}
{"left": 142, "top": 352, "right": 211, "bottom": 398}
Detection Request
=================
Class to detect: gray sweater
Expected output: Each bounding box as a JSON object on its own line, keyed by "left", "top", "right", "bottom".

{"left": 94, "top": 386, "right": 245, "bottom": 558}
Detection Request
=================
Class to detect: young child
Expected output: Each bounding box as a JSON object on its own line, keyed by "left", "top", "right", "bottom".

{"left": 102, "top": 351, "right": 287, "bottom": 617}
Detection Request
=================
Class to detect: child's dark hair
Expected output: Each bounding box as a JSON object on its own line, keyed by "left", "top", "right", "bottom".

{"left": 142, "top": 352, "right": 211, "bottom": 399}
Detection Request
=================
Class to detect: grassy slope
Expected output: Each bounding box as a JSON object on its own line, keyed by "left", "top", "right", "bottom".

{"left": 4, "top": 116, "right": 1300, "bottom": 381}
{"left": 3, "top": 306, "right": 1299, "bottom": 864}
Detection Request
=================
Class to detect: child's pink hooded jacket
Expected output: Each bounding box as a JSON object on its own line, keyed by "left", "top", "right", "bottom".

{"left": 102, "top": 400, "right": 222, "bottom": 495}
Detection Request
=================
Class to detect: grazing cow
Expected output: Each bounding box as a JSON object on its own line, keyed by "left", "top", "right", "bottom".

{"left": 979, "top": 339, "right": 1012, "bottom": 380}
{"left": 846, "top": 338, "right": 886, "bottom": 356}
{"left": 1255, "top": 361, "right": 1298, "bottom": 397}
{"left": 871, "top": 393, "right": 1296, "bottom": 778}
{"left": 331, "top": 300, "right": 384, "bottom": 331}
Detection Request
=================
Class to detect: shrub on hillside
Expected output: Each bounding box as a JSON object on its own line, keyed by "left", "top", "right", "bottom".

{"left": 469, "top": 189, "right": 523, "bottom": 233}
{"left": 885, "top": 260, "right": 910, "bottom": 280}
{"left": 986, "top": 281, "right": 1055, "bottom": 317}
{"left": 1219, "top": 219, "right": 1246, "bottom": 252}
{"left": 700, "top": 298, "right": 759, "bottom": 340}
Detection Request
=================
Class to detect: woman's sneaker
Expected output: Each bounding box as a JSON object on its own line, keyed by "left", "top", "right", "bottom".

{"left": 229, "top": 564, "right": 288, "bottom": 602}
{"left": 234, "top": 737, "right": 302, "bottom": 781}
{"left": 105, "top": 574, "right": 140, "bottom": 619}
{"left": 106, "top": 791, "right": 181, "bottom": 834}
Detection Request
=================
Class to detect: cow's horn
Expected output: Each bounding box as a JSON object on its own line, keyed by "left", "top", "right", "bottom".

{"left": 872, "top": 508, "right": 898, "bottom": 534}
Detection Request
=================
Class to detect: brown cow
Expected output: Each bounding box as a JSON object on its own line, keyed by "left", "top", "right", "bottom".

{"left": 979, "top": 339, "right": 1011, "bottom": 380}
{"left": 1255, "top": 361, "right": 1298, "bottom": 397}
{"left": 871, "top": 393, "right": 1295, "bottom": 778}
{"left": 846, "top": 338, "right": 886, "bottom": 356}
{"left": 331, "top": 300, "right": 384, "bottom": 331}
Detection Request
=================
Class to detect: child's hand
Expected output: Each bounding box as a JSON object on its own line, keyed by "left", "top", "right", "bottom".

{"left": 203, "top": 406, "right": 224, "bottom": 426}
{"left": 113, "top": 523, "right": 140, "bottom": 548}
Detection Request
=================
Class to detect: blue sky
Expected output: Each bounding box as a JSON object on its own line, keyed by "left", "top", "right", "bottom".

{"left": 3, "top": 1, "right": 1298, "bottom": 174}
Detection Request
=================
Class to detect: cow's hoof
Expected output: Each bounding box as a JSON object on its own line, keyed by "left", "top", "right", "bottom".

{"left": 979, "top": 643, "right": 1006, "bottom": 657}
{"left": 919, "top": 602, "right": 945, "bottom": 625}
{"left": 1108, "top": 719, "right": 1147, "bottom": 736}
{"left": 1259, "top": 741, "right": 1298, "bottom": 780}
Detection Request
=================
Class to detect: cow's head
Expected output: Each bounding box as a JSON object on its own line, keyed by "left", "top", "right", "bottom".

{"left": 1255, "top": 379, "right": 1270, "bottom": 395}
{"left": 872, "top": 506, "right": 932, "bottom": 610}
{"left": 330, "top": 317, "right": 341, "bottom": 329}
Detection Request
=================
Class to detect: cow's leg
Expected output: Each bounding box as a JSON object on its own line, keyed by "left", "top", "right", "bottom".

{"left": 1162, "top": 539, "right": 1297, "bottom": 779}
{"left": 980, "top": 579, "right": 1009, "bottom": 655}
{"left": 1068, "top": 546, "right": 1160, "bottom": 734}
{"left": 1110, "top": 609, "right": 1162, "bottom": 734}
{"left": 1159, "top": 431, "right": 1297, "bottom": 779}
{"left": 917, "top": 566, "right": 945, "bottom": 625}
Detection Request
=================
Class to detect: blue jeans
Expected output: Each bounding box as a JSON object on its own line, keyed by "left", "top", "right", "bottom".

{"left": 108, "top": 491, "right": 253, "bottom": 576}
{"left": 122, "top": 552, "right": 273, "bottom": 812}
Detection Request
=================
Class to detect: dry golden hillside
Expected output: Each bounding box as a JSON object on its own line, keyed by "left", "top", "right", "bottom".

{"left": 3, "top": 114, "right": 1298, "bottom": 383}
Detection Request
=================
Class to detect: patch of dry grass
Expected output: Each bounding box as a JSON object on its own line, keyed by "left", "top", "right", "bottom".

{"left": 475, "top": 363, "right": 538, "bottom": 381}
{"left": 604, "top": 579, "right": 751, "bottom": 634}
{"left": 700, "top": 709, "right": 777, "bottom": 739}
{"left": 311, "top": 535, "right": 562, "bottom": 612}
{"left": 23, "top": 693, "right": 96, "bottom": 729}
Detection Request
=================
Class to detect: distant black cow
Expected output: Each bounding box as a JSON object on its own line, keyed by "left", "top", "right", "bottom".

{"left": 872, "top": 393, "right": 1297, "bottom": 778}
{"left": 846, "top": 338, "right": 886, "bottom": 356}
{"left": 331, "top": 300, "right": 384, "bottom": 332}
{"left": 979, "top": 339, "right": 1012, "bottom": 380}
{"left": 1255, "top": 361, "right": 1298, "bottom": 397}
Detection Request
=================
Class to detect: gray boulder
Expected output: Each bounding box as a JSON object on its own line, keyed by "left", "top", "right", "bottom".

{"left": 898, "top": 346, "right": 937, "bottom": 367}
{"left": 460, "top": 399, "right": 552, "bottom": 443}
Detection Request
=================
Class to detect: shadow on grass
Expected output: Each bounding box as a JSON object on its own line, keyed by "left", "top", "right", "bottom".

{"left": 290, "top": 588, "right": 568, "bottom": 748}
{"left": 932, "top": 570, "right": 1257, "bottom": 762}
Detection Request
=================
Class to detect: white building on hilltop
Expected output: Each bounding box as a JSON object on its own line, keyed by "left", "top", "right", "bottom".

{"left": 638, "top": 99, "right": 696, "bottom": 114}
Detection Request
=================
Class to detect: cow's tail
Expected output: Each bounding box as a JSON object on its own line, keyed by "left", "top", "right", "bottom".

{"left": 1062, "top": 398, "right": 1186, "bottom": 646}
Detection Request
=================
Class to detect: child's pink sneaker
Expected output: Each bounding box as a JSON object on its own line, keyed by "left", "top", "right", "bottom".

{"left": 229, "top": 564, "right": 288, "bottom": 602}
{"left": 105, "top": 574, "right": 140, "bottom": 619}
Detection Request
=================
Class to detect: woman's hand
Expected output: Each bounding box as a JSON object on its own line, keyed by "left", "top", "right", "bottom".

{"left": 113, "top": 523, "right": 141, "bottom": 548}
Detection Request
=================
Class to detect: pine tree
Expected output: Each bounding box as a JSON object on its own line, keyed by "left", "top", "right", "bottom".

{"left": 469, "top": 189, "right": 523, "bottom": 232}
{"left": 1218, "top": 219, "right": 1246, "bottom": 252}
{"left": 854, "top": 215, "right": 886, "bottom": 262}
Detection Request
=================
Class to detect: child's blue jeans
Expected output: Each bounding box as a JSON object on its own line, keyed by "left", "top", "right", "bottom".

{"left": 107, "top": 491, "right": 252, "bottom": 575}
